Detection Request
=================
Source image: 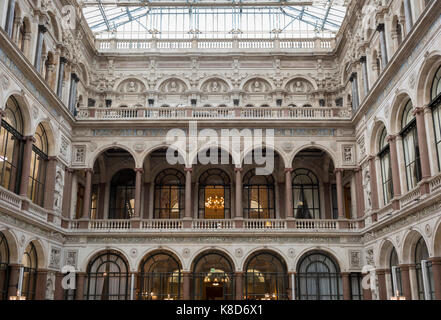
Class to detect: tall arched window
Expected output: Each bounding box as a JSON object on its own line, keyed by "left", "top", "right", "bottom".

{"left": 244, "top": 252, "right": 288, "bottom": 300}
{"left": 29, "top": 124, "right": 48, "bottom": 206}
{"left": 430, "top": 66, "right": 441, "bottom": 170}
{"left": 22, "top": 243, "right": 37, "bottom": 300}
{"left": 109, "top": 169, "right": 135, "bottom": 219}
{"left": 0, "top": 232, "right": 10, "bottom": 300}
{"left": 297, "top": 251, "right": 342, "bottom": 300}
{"left": 154, "top": 169, "right": 185, "bottom": 219}
{"left": 138, "top": 252, "right": 182, "bottom": 300}
{"left": 415, "top": 237, "right": 435, "bottom": 300}
{"left": 243, "top": 169, "right": 275, "bottom": 219}
{"left": 400, "top": 100, "right": 422, "bottom": 190}
{"left": 292, "top": 169, "right": 320, "bottom": 219}
{"left": 85, "top": 251, "right": 129, "bottom": 300}
{"left": 390, "top": 248, "right": 403, "bottom": 297}
{"left": 192, "top": 251, "right": 234, "bottom": 300}
{"left": 379, "top": 127, "right": 393, "bottom": 204}
{"left": 198, "top": 169, "right": 231, "bottom": 219}
{"left": 0, "top": 97, "right": 24, "bottom": 194}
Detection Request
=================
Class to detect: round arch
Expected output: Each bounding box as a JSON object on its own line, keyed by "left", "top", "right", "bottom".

{"left": 434, "top": 217, "right": 441, "bottom": 257}
{"left": 241, "top": 145, "right": 288, "bottom": 169}
{"left": 389, "top": 91, "right": 415, "bottom": 134}
{"left": 368, "top": 120, "right": 389, "bottom": 155}
{"left": 294, "top": 247, "right": 345, "bottom": 273}
{"left": 190, "top": 145, "right": 239, "bottom": 168}
{"left": 155, "top": 76, "right": 190, "bottom": 92}
{"left": 282, "top": 75, "right": 319, "bottom": 91}
{"left": 198, "top": 76, "right": 232, "bottom": 92}
{"left": 33, "top": 120, "right": 56, "bottom": 157}
{"left": 81, "top": 248, "right": 132, "bottom": 272}
{"left": 240, "top": 76, "right": 275, "bottom": 92}
{"left": 377, "top": 239, "right": 399, "bottom": 268}
{"left": 141, "top": 144, "right": 187, "bottom": 168}
{"left": 416, "top": 51, "right": 441, "bottom": 106}
{"left": 0, "top": 229, "right": 18, "bottom": 264}
{"left": 401, "top": 229, "right": 430, "bottom": 264}
{"left": 22, "top": 239, "right": 46, "bottom": 269}
{"left": 89, "top": 144, "right": 139, "bottom": 169}
{"left": 289, "top": 144, "right": 338, "bottom": 169}
{"left": 2, "top": 93, "right": 32, "bottom": 136}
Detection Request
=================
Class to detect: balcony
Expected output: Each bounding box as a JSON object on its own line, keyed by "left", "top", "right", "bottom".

{"left": 76, "top": 106, "right": 352, "bottom": 121}
{"left": 95, "top": 37, "right": 335, "bottom": 53}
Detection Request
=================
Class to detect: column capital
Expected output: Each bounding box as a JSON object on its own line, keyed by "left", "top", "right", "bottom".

{"left": 234, "top": 167, "right": 243, "bottom": 173}
{"left": 359, "top": 56, "right": 367, "bottom": 63}
{"left": 60, "top": 56, "right": 68, "bottom": 64}
{"left": 284, "top": 168, "right": 293, "bottom": 173}
{"left": 134, "top": 168, "right": 144, "bottom": 174}
{"left": 0, "top": 109, "right": 6, "bottom": 117}
{"left": 84, "top": 168, "right": 94, "bottom": 174}
{"left": 334, "top": 168, "right": 344, "bottom": 174}
{"left": 386, "top": 134, "right": 398, "bottom": 143}
{"left": 354, "top": 166, "right": 362, "bottom": 173}
{"left": 23, "top": 136, "right": 36, "bottom": 143}
{"left": 47, "top": 156, "right": 58, "bottom": 162}
{"left": 376, "top": 23, "right": 385, "bottom": 32}
{"left": 184, "top": 167, "right": 193, "bottom": 173}
{"left": 412, "top": 106, "right": 426, "bottom": 116}
{"left": 65, "top": 167, "right": 75, "bottom": 173}
{"left": 38, "top": 24, "right": 47, "bottom": 33}
{"left": 367, "top": 155, "right": 376, "bottom": 162}
{"left": 429, "top": 257, "right": 441, "bottom": 264}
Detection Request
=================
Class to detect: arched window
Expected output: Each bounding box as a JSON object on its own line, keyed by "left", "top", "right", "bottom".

{"left": 29, "top": 124, "right": 48, "bottom": 206}
{"left": 390, "top": 248, "right": 403, "bottom": 297}
{"left": 198, "top": 169, "right": 231, "bottom": 219}
{"left": 244, "top": 252, "right": 288, "bottom": 300}
{"left": 0, "top": 97, "right": 24, "bottom": 193}
{"left": 85, "top": 251, "right": 129, "bottom": 300}
{"left": 192, "top": 251, "right": 234, "bottom": 300}
{"left": 22, "top": 243, "right": 37, "bottom": 300}
{"left": 400, "top": 100, "right": 422, "bottom": 190}
{"left": 138, "top": 252, "right": 182, "bottom": 300}
{"left": 243, "top": 169, "right": 275, "bottom": 219}
{"left": 154, "top": 169, "right": 185, "bottom": 219}
{"left": 109, "top": 169, "right": 135, "bottom": 219}
{"left": 415, "top": 237, "right": 435, "bottom": 300}
{"left": 378, "top": 127, "right": 393, "bottom": 204}
{"left": 297, "top": 251, "right": 342, "bottom": 300}
{"left": 430, "top": 66, "right": 441, "bottom": 170}
{"left": 292, "top": 169, "right": 320, "bottom": 219}
{"left": 0, "top": 232, "right": 10, "bottom": 300}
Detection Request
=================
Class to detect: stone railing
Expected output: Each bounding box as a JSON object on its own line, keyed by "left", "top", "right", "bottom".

{"left": 77, "top": 106, "right": 352, "bottom": 121}
{"left": 192, "top": 219, "right": 234, "bottom": 230}
{"left": 429, "top": 173, "right": 441, "bottom": 193}
{"left": 89, "top": 219, "right": 131, "bottom": 230}
{"left": 141, "top": 219, "right": 183, "bottom": 230}
{"left": 28, "top": 202, "right": 49, "bottom": 220}
{"left": 400, "top": 188, "right": 422, "bottom": 208}
{"left": 244, "top": 219, "right": 287, "bottom": 230}
{"left": 295, "top": 219, "right": 338, "bottom": 230}
{"left": 96, "top": 38, "right": 335, "bottom": 53}
{"left": 0, "top": 187, "right": 22, "bottom": 209}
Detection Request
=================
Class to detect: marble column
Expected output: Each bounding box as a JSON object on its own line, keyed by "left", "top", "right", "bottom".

{"left": 377, "top": 24, "right": 388, "bottom": 68}
{"left": 34, "top": 25, "right": 47, "bottom": 72}
{"left": 19, "top": 136, "right": 36, "bottom": 197}
{"left": 377, "top": 269, "right": 388, "bottom": 300}
{"left": 235, "top": 168, "right": 243, "bottom": 219}
{"left": 35, "top": 269, "right": 48, "bottom": 300}
{"left": 5, "top": 0, "right": 16, "bottom": 37}
{"left": 368, "top": 156, "right": 379, "bottom": 211}
{"left": 400, "top": 264, "right": 412, "bottom": 300}
{"left": 134, "top": 168, "right": 143, "bottom": 218}
{"left": 403, "top": 0, "right": 413, "bottom": 33}
{"left": 7, "top": 264, "right": 21, "bottom": 298}
{"left": 360, "top": 56, "right": 369, "bottom": 95}
{"left": 350, "top": 73, "right": 360, "bottom": 111}
{"left": 43, "top": 157, "right": 58, "bottom": 210}
{"left": 355, "top": 167, "right": 365, "bottom": 218}
{"left": 429, "top": 257, "right": 441, "bottom": 300}
{"left": 285, "top": 168, "right": 293, "bottom": 219}
{"left": 183, "top": 271, "right": 191, "bottom": 300}
{"left": 341, "top": 273, "right": 351, "bottom": 300}
{"left": 75, "top": 272, "right": 86, "bottom": 300}
{"left": 57, "top": 57, "right": 67, "bottom": 98}
{"left": 68, "top": 73, "right": 79, "bottom": 114}
{"left": 61, "top": 168, "right": 74, "bottom": 219}
{"left": 323, "top": 182, "right": 332, "bottom": 219}
{"left": 413, "top": 107, "right": 432, "bottom": 188}
{"left": 184, "top": 168, "right": 193, "bottom": 219}
{"left": 82, "top": 169, "right": 93, "bottom": 219}
{"left": 235, "top": 272, "right": 243, "bottom": 300}
{"left": 362, "top": 273, "right": 372, "bottom": 300}
{"left": 335, "top": 169, "right": 345, "bottom": 219}
{"left": 143, "top": 182, "right": 150, "bottom": 219}
{"left": 54, "top": 272, "right": 64, "bottom": 300}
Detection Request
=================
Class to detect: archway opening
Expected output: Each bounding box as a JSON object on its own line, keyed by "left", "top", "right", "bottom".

{"left": 0, "top": 232, "right": 10, "bottom": 300}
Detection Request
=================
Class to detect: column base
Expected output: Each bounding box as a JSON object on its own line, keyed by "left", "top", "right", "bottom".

{"left": 78, "top": 219, "right": 89, "bottom": 229}
{"left": 392, "top": 198, "right": 400, "bottom": 210}
{"left": 182, "top": 218, "right": 192, "bottom": 229}
{"left": 234, "top": 218, "right": 243, "bottom": 229}
{"left": 338, "top": 220, "right": 349, "bottom": 229}
{"left": 130, "top": 218, "right": 140, "bottom": 229}
{"left": 286, "top": 218, "right": 296, "bottom": 229}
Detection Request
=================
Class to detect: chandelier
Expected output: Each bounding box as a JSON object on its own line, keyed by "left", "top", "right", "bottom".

{"left": 205, "top": 196, "right": 225, "bottom": 209}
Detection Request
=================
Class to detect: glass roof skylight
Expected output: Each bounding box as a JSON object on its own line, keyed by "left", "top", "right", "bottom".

{"left": 80, "top": 0, "right": 348, "bottom": 39}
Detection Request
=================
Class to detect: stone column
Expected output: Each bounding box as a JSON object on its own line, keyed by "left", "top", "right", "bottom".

{"left": 399, "top": 264, "right": 412, "bottom": 300}
{"left": 323, "top": 182, "right": 332, "bottom": 219}
{"left": 368, "top": 156, "right": 379, "bottom": 211}
{"left": 57, "top": 57, "right": 67, "bottom": 98}
{"left": 350, "top": 73, "right": 359, "bottom": 111}
{"left": 5, "top": 0, "right": 16, "bottom": 37}
{"left": 75, "top": 272, "right": 86, "bottom": 300}
{"left": 362, "top": 273, "right": 372, "bottom": 300}
{"left": 235, "top": 168, "right": 243, "bottom": 219}
{"left": 355, "top": 167, "right": 365, "bottom": 218}
{"left": 143, "top": 182, "right": 150, "bottom": 219}
{"left": 7, "top": 264, "right": 21, "bottom": 298}
{"left": 184, "top": 168, "right": 192, "bottom": 219}
{"left": 34, "top": 25, "right": 47, "bottom": 72}
{"left": 285, "top": 168, "right": 293, "bottom": 219}
{"left": 387, "top": 135, "right": 402, "bottom": 207}
{"left": 235, "top": 272, "right": 243, "bottom": 300}
{"left": 403, "top": 0, "right": 413, "bottom": 33}
{"left": 360, "top": 56, "right": 369, "bottom": 95}
{"left": 62, "top": 168, "right": 74, "bottom": 219}
{"left": 35, "top": 269, "right": 48, "bottom": 300}
{"left": 43, "top": 157, "right": 58, "bottom": 210}
{"left": 97, "top": 183, "right": 106, "bottom": 219}
{"left": 377, "top": 24, "right": 388, "bottom": 68}
{"left": 429, "top": 257, "right": 441, "bottom": 300}
{"left": 341, "top": 273, "right": 351, "bottom": 300}
{"left": 183, "top": 271, "right": 191, "bottom": 300}
{"left": 335, "top": 169, "right": 345, "bottom": 219}
{"left": 82, "top": 169, "right": 93, "bottom": 219}
{"left": 377, "top": 269, "right": 388, "bottom": 300}
{"left": 414, "top": 107, "right": 431, "bottom": 193}
{"left": 19, "top": 136, "right": 36, "bottom": 197}
{"left": 54, "top": 272, "right": 64, "bottom": 300}
{"left": 134, "top": 168, "right": 143, "bottom": 218}
{"left": 68, "top": 73, "right": 79, "bottom": 114}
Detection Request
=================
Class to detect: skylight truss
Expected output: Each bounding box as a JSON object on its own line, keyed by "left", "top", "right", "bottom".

{"left": 80, "top": 0, "right": 348, "bottom": 39}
